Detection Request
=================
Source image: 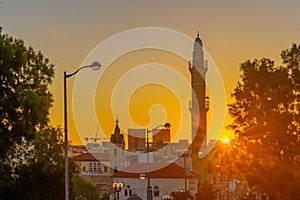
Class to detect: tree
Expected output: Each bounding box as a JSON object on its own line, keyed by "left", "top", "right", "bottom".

{"left": 0, "top": 27, "right": 54, "bottom": 156}
{"left": 0, "top": 27, "right": 101, "bottom": 199}
{"left": 70, "top": 176, "right": 101, "bottom": 200}
{"left": 171, "top": 190, "right": 194, "bottom": 200}
{"left": 0, "top": 26, "right": 55, "bottom": 197}
{"left": 196, "top": 181, "right": 216, "bottom": 200}
{"left": 227, "top": 44, "right": 300, "bottom": 199}
{"left": 1, "top": 127, "right": 65, "bottom": 200}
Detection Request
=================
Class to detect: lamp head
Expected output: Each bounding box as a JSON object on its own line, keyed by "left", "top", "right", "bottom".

{"left": 164, "top": 123, "right": 171, "bottom": 129}
{"left": 91, "top": 61, "right": 101, "bottom": 70}
{"left": 119, "top": 182, "right": 124, "bottom": 188}
{"left": 112, "top": 183, "right": 118, "bottom": 188}
{"left": 139, "top": 173, "right": 146, "bottom": 180}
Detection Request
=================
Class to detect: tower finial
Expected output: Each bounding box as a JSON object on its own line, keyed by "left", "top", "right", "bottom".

{"left": 115, "top": 113, "right": 119, "bottom": 125}
{"left": 197, "top": 30, "right": 199, "bottom": 37}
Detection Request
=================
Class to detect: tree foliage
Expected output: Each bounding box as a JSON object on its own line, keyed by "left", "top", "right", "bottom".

{"left": 0, "top": 127, "right": 65, "bottom": 200}
{"left": 70, "top": 176, "right": 101, "bottom": 200}
{"left": 0, "top": 27, "right": 101, "bottom": 199}
{"left": 226, "top": 44, "right": 300, "bottom": 199}
{"left": 196, "top": 181, "right": 216, "bottom": 200}
{"left": 0, "top": 27, "right": 54, "bottom": 155}
{"left": 171, "top": 190, "right": 194, "bottom": 200}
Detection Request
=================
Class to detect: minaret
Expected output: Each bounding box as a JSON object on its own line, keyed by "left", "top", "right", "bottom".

{"left": 189, "top": 32, "right": 208, "bottom": 156}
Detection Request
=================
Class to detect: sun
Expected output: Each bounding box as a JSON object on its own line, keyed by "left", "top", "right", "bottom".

{"left": 221, "top": 138, "right": 230, "bottom": 143}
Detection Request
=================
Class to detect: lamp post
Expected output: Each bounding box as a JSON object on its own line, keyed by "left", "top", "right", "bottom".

{"left": 183, "top": 151, "right": 188, "bottom": 191}
{"left": 112, "top": 182, "right": 124, "bottom": 200}
{"left": 64, "top": 61, "right": 101, "bottom": 200}
{"left": 146, "top": 123, "right": 171, "bottom": 200}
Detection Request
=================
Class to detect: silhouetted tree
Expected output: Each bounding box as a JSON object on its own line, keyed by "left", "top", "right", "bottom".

{"left": 0, "top": 27, "right": 54, "bottom": 155}
{"left": 171, "top": 190, "right": 194, "bottom": 200}
{"left": 196, "top": 181, "right": 216, "bottom": 200}
{"left": 0, "top": 26, "right": 55, "bottom": 198}
{"left": 0, "top": 27, "right": 100, "bottom": 199}
{"left": 1, "top": 127, "right": 65, "bottom": 199}
{"left": 227, "top": 44, "right": 300, "bottom": 199}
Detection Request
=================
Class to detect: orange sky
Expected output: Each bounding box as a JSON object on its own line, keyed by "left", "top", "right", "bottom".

{"left": 1, "top": 1, "right": 299, "bottom": 145}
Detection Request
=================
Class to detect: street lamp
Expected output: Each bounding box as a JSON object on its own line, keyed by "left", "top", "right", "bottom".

{"left": 112, "top": 182, "right": 124, "bottom": 200}
{"left": 64, "top": 61, "right": 101, "bottom": 200}
{"left": 146, "top": 123, "right": 171, "bottom": 200}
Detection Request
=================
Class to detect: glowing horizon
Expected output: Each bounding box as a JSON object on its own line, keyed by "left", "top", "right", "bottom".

{"left": 1, "top": 1, "right": 299, "bottom": 145}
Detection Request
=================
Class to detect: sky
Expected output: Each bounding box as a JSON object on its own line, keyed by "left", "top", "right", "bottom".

{"left": 1, "top": 0, "right": 300, "bottom": 145}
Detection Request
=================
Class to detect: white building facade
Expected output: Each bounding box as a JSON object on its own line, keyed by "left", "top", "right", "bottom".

{"left": 112, "top": 162, "right": 199, "bottom": 200}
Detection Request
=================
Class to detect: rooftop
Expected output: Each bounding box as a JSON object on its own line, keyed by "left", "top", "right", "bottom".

{"left": 113, "top": 162, "right": 198, "bottom": 178}
{"left": 73, "top": 152, "right": 110, "bottom": 162}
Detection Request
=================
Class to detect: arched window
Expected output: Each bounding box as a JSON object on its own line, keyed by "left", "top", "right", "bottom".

{"left": 154, "top": 186, "right": 159, "bottom": 196}
{"left": 89, "top": 163, "right": 93, "bottom": 172}
{"left": 97, "top": 163, "right": 101, "bottom": 172}
{"left": 149, "top": 186, "right": 153, "bottom": 199}
{"left": 93, "top": 162, "right": 97, "bottom": 172}
{"left": 129, "top": 189, "right": 132, "bottom": 196}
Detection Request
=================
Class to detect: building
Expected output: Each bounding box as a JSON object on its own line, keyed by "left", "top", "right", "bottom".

{"left": 69, "top": 144, "right": 87, "bottom": 157}
{"left": 73, "top": 152, "right": 113, "bottom": 198}
{"left": 152, "top": 128, "right": 170, "bottom": 144}
{"left": 128, "top": 128, "right": 146, "bottom": 151}
{"left": 110, "top": 118, "right": 125, "bottom": 149}
{"left": 154, "top": 139, "right": 190, "bottom": 160}
{"left": 112, "top": 162, "right": 199, "bottom": 200}
{"left": 127, "top": 128, "right": 171, "bottom": 153}
{"left": 73, "top": 152, "right": 112, "bottom": 175}
{"left": 110, "top": 119, "right": 128, "bottom": 172}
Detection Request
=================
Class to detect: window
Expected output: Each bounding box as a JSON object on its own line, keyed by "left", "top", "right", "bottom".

{"left": 93, "top": 162, "right": 97, "bottom": 172}
{"left": 114, "top": 166, "right": 118, "bottom": 173}
{"left": 97, "top": 163, "right": 101, "bottom": 172}
{"left": 104, "top": 166, "right": 107, "bottom": 172}
{"left": 89, "top": 163, "right": 92, "bottom": 172}
{"left": 154, "top": 186, "right": 159, "bottom": 196}
{"left": 149, "top": 186, "right": 153, "bottom": 199}
{"left": 125, "top": 185, "right": 132, "bottom": 196}
{"left": 82, "top": 166, "right": 86, "bottom": 172}
{"left": 114, "top": 148, "right": 117, "bottom": 156}
{"left": 129, "top": 189, "right": 132, "bottom": 196}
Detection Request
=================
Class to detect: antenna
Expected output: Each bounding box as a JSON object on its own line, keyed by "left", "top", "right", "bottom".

{"left": 95, "top": 125, "right": 99, "bottom": 138}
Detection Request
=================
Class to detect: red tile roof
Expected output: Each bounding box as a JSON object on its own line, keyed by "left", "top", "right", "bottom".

{"left": 73, "top": 152, "right": 109, "bottom": 161}
{"left": 113, "top": 162, "right": 199, "bottom": 178}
